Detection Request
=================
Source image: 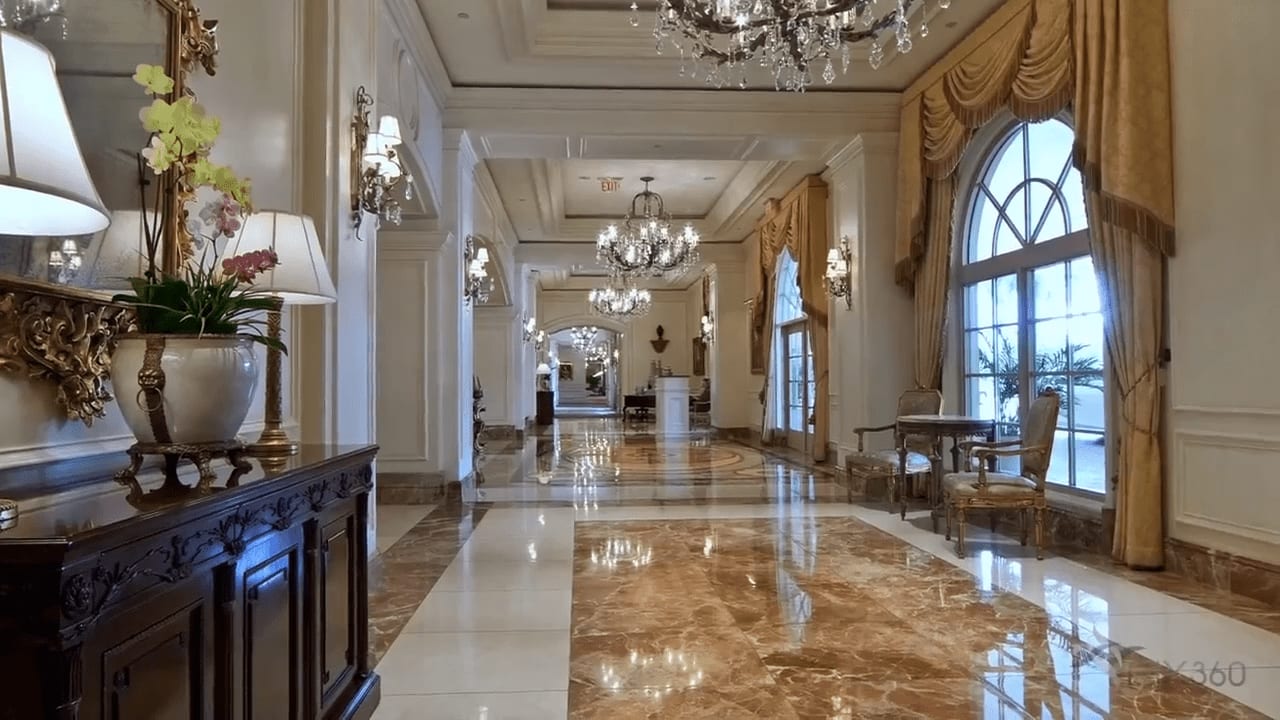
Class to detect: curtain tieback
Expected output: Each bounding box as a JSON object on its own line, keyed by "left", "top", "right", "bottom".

{"left": 1117, "top": 358, "right": 1160, "bottom": 437}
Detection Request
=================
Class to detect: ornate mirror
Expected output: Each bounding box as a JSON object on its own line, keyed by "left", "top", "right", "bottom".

{"left": 0, "top": 0, "right": 216, "bottom": 294}
{"left": 0, "top": 0, "right": 217, "bottom": 425}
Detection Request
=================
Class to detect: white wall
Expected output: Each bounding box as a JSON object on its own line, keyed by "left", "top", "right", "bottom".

{"left": 474, "top": 306, "right": 520, "bottom": 425}
{"left": 824, "top": 135, "right": 914, "bottom": 460}
{"left": 1165, "top": 0, "right": 1280, "bottom": 563}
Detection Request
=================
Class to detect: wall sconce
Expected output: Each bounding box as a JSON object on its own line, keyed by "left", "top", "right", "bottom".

{"left": 824, "top": 235, "right": 852, "bottom": 310}
{"left": 351, "top": 85, "right": 413, "bottom": 239}
{"left": 522, "top": 315, "right": 539, "bottom": 343}
{"left": 463, "top": 234, "right": 493, "bottom": 305}
{"left": 699, "top": 312, "right": 715, "bottom": 344}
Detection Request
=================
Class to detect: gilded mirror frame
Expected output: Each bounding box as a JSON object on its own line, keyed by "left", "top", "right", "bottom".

{"left": 0, "top": 0, "right": 219, "bottom": 426}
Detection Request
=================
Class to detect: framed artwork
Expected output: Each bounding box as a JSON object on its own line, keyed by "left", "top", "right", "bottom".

{"left": 692, "top": 338, "right": 707, "bottom": 376}
{"left": 559, "top": 363, "right": 573, "bottom": 381}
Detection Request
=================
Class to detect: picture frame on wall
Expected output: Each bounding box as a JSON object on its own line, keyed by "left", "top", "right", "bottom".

{"left": 559, "top": 363, "right": 573, "bottom": 381}
{"left": 692, "top": 338, "right": 706, "bottom": 376}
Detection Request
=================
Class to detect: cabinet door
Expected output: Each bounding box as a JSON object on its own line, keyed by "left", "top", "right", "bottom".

{"left": 223, "top": 528, "right": 304, "bottom": 720}
{"left": 317, "top": 512, "right": 357, "bottom": 706}
{"left": 98, "top": 599, "right": 210, "bottom": 720}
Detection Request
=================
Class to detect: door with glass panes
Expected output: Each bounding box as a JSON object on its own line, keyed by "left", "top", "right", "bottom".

{"left": 781, "top": 321, "right": 815, "bottom": 452}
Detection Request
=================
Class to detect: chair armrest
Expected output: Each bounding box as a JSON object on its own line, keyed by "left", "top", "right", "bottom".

{"left": 851, "top": 423, "right": 896, "bottom": 451}
{"left": 957, "top": 439, "right": 1021, "bottom": 453}
{"left": 969, "top": 444, "right": 1050, "bottom": 486}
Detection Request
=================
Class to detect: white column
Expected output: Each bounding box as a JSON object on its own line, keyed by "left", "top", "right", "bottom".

{"left": 824, "top": 133, "right": 914, "bottom": 462}
{"left": 439, "top": 129, "right": 480, "bottom": 481}
{"left": 709, "top": 262, "right": 753, "bottom": 430}
{"left": 474, "top": 305, "right": 523, "bottom": 428}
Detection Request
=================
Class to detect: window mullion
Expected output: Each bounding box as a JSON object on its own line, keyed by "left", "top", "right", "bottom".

{"left": 1018, "top": 268, "right": 1032, "bottom": 443}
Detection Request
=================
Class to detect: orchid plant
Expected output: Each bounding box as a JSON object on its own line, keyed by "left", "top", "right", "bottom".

{"left": 111, "top": 64, "right": 285, "bottom": 352}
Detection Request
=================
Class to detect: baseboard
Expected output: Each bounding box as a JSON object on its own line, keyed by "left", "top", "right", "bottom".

{"left": 1164, "top": 537, "right": 1280, "bottom": 608}
{"left": 376, "top": 471, "right": 447, "bottom": 504}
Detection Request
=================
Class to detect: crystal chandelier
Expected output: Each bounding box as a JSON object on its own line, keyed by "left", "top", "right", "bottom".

{"left": 632, "top": 0, "right": 951, "bottom": 91}
{"left": 571, "top": 326, "right": 599, "bottom": 351}
{"left": 0, "top": 0, "right": 68, "bottom": 37}
{"left": 597, "top": 176, "right": 700, "bottom": 278}
{"left": 588, "top": 277, "right": 653, "bottom": 320}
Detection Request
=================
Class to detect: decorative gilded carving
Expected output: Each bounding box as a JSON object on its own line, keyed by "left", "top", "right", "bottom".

{"left": 179, "top": 1, "right": 219, "bottom": 78}
{"left": 0, "top": 281, "right": 135, "bottom": 425}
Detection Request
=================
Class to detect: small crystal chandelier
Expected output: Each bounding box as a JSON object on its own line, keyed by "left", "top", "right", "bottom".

{"left": 0, "top": 0, "right": 68, "bottom": 37}
{"left": 588, "top": 277, "right": 653, "bottom": 320}
{"left": 633, "top": 0, "right": 951, "bottom": 91}
{"left": 597, "top": 176, "right": 700, "bottom": 278}
{"left": 571, "top": 326, "right": 599, "bottom": 350}
{"left": 463, "top": 235, "right": 493, "bottom": 305}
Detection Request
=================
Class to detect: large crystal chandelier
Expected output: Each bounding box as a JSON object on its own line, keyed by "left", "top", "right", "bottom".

{"left": 597, "top": 177, "right": 700, "bottom": 278}
{"left": 632, "top": 0, "right": 951, "bottom": 91}
{"left": 570, "top": 326, "right": 599, "bottom": 351}
{"left": 588, "top": 277, "right": 653, "bottom": 320}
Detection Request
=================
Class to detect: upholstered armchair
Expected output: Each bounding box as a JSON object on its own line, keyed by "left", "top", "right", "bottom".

{"left": 845, "top": 389, "right": 943, "bottom": 505}
{"left": 943, "top": 388, "right": 1062, "bottom": 560}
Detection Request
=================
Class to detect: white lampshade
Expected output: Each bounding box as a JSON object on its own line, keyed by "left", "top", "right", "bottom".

{"left": 80, "top": 209, "right": 147, "bottom": 288}
{"left": 535, "top": 362, "right": 552, "bottom": 375}
{"left": 0, "top": 30, "right": 108, "bottom": 236}
{"left": 222, "top": 211, "right": 337, "bottom": 305}
{"left": 377, "top": 115, "right": 403, "bottom": 146}
{"left": 826, "top": 247, "right": 840, "bottom": 264}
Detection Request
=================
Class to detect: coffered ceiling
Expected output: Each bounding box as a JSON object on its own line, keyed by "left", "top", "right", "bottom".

{"left": 419, "top": 0, "right": 999, "bottom": 91}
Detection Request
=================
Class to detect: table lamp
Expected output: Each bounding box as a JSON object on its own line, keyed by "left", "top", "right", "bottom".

{"left": 0, "top": 29, "right": 110, "bottom": 527}
{"left": 223, "top": 211, "right": 337, "bottom": 455}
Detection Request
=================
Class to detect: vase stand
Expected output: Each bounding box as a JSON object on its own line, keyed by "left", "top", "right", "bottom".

{"left": 114, "top": 440, "right": 254, "bottom": 503}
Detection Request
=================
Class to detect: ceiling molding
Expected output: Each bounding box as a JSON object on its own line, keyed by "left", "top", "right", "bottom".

{"left": 703, "top": 161, "right": 792, "bottom": 238}
{"left": 382, "top": 0, "right": 453, "bottom": 107}
{"left": 472, "top": 160, "right": 519, "bottom": 251}
{"left": 531, "top": 160, "right": 561, "bottom": 237}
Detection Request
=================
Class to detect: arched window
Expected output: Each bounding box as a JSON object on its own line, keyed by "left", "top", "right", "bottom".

{"left": 960, "top": 118, "right": 1105, "bottom": 494}
{"left": 767, "top": 249, "right": 813, "bottom": 450}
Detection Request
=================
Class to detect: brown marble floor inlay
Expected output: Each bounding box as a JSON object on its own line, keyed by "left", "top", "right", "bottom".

{"left": 568, "top": 518, "right": 1268, "bottom": 719}
{"left": 367, "top": 502, "right": 486, "bottom": 665}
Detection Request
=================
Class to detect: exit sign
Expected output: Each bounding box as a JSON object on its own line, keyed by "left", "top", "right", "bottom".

{"left": 599, "top": 177, "right": 622, "bottom": 193}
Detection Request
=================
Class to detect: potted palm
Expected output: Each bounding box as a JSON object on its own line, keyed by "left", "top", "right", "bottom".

{"left": 109, "top": 64, "right": 281, "bottom": 447}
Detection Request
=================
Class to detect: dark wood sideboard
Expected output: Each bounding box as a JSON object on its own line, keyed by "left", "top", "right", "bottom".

{"left": 0, "top": 444, "right": 380, "bottom": 720}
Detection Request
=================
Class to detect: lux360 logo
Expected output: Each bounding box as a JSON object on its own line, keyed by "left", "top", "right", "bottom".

{"left": 1070, "top": 641, "right": 1248, "bottom": 687}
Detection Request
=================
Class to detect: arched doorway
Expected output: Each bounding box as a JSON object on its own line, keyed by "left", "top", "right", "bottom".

{"left": 548, "top": 325, "right": 621, "bottom": 415}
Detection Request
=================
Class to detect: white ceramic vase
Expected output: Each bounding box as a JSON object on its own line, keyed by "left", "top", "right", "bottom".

{"left": 111, "top": 335, "right": 259, "bottom": 445}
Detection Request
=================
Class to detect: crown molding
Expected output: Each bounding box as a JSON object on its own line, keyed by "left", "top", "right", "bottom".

{"left": 381, "top": 0, "right": 453, "bottom": 107}
{"left": 823, "top": 132, "right": 901, "bottom": 175}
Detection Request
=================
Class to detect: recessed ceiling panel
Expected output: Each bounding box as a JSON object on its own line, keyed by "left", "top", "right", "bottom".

{"left": 580, "top": 136, "right": 749, "bottom": 160}
{"left": 562, "top": 160, "right": 746, "bottom": 217}
{"left": 482, "top": 134, "right": 571, "bottom": 159}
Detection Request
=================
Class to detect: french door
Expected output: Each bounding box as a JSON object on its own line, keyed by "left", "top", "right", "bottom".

{"left": 781, "top": 322, "right": 814, "bottom": 452}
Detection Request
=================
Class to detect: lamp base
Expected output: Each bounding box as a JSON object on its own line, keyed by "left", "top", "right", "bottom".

{"left": 247, "top": 427, "right": 300, "bottom": 457}
{"left": 0, "top": 498, "right": 16, "bottom": 531}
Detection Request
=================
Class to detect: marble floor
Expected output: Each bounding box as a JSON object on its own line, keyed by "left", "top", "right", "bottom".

{"left": 369, "top": 420, "right": 1280, "bottom": 719}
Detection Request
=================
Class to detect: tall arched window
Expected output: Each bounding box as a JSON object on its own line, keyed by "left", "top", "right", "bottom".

{"left": 960, "top": 118, "right": 1105, "bottom": 494}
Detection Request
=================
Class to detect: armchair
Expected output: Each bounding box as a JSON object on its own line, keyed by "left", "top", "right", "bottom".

{"left": 844, "top": 389, "right": 943, "bottom": 505}
{"left": 942, "top": 388, "right": 1061, "bottom": 559}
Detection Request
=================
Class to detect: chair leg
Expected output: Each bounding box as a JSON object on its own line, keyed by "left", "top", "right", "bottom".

{"left": 955, "top": 507, "right": 967, "bottom": 558}
{"left": 990, "top": 511, "right": 999, "bottom": 533}
{"left": 1034, "top": 507, "right": 1046, "bottom": 560}
{"left": 1020, "top": 508, "right": 1029, "bottom": 546}
{"left": 944, "top": 496, "right": 952, "bottom": 541}
{"left": 886, "top": 475, "right": 896, "bottom": 513}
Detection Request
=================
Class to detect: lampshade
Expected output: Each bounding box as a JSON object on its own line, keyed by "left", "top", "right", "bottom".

{"left": 222, "top": 211, "right": 337, "bottom": 305}
{"left": 826, "top": 248, "right": 840, "bottom": 264}
{"left": 0, "top": 30, "right": 108, "bottom": 236}
{"left": 80, "top": 209, "right": 147, "bottom": 288}
{"left": 535, "top": 362, "right": 552, "bottom": 375}
{"left": 376, "top": 115, "right": 402, "bottom": 146}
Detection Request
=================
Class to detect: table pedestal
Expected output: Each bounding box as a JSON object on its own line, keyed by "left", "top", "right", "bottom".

{"left": 655, "top": 376, "right": 690, "bottom": 437}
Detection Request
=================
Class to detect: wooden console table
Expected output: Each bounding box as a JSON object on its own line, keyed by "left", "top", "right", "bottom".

{"left": 895, "top": 415, "right": 996, "bottom": 531}
{"left": 0, "top": 444, "right": 380, "bottom": 720}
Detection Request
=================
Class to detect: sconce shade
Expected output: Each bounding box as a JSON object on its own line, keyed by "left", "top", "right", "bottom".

{"left": 826, "top": 248, "right": 840, "bottom": 264}
{"left": 536, "top": 362, "right": 552, "bottom": 375}
{"left": 377, "top": 115, "right": 402, "bottom": 146}
{"left": 223, "top": 211, "right": 338, "bottom": 305}
{"left": 0, "top": 30, "right": 108, "bottom": 236}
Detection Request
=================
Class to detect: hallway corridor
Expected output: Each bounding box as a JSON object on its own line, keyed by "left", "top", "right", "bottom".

{"left": 368, "top": 421, "right": 1279, "bottom": 719}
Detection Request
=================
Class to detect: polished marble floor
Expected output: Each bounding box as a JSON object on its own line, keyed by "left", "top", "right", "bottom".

{"left": 370, "top": 420, "right": 1280, "bottom": 719}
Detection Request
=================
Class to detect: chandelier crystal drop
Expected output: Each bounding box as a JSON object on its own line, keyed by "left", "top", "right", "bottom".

{"left": 597, "top": 176, "right": 700, "bottom": 278}
{"left": 588, "top": 277, "right": 654, "bottom": 320}
{"left": 634, "top": 0, "right": 949, "bottom": 91}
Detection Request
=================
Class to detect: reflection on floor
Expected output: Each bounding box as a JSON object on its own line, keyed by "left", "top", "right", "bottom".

{"left": 370, "top": 420, "right": 1280, "bottom": 719}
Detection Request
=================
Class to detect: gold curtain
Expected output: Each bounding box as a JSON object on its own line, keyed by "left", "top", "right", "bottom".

{"left": 913, "top": 175, "right": 956, "bottom": 390}
{"left": 893, "top": 0, "right": 1175, "bottom": 567}
{"left": 1075, "top": 0, "right": 1174, "bottom": 568}
{"left": 752, "top": 177, "right": 831, "bottom": 462}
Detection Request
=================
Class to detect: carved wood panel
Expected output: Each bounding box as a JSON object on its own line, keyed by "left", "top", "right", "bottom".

{"left": 239, "top": 532, "right": 302, "bottom": 720}
{"left": 319, "top": 513, "right": 356, "bottom": 706}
